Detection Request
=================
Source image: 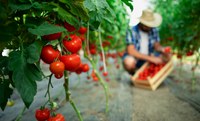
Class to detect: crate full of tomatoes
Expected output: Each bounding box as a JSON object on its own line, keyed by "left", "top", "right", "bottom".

{"left": 131, "top": 59, "right": 174, "bottom": 91}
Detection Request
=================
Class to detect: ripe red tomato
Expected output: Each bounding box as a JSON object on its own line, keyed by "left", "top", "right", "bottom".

{"left": 79, "top": 34, "right": 85, "bottom": 42}
{"left": 103, "top": 72, "right": 108, "bottom": 77}
{"left": 54, "top": 73, "right": 63, "bottom": 79}
{"left": 93, "top": 76, "right": 98, "bottom": 82}
{"left": 99, "top": 66, "right": 104, "bottom": 71}
{"left": 60, "top": 54, "right": 81, "bottom": 72}
{"left": 89, "top": 44, "right": 96, "bottom": 49}
{"left": 164, "top": 46, "right": 171, "bottom": 53}
{"left": 89, "top": 48, "right": 97, "bottom": 55}
{"left": 102, "top": 41, "right": 111, "bottom": 47}
{"left": 107, "top": 35, "right": 113, "bottom": 39}
{"left": 41, "top": 45, "right": 60, "bottom": 64}
{"left": 186, "top": 51, "right": 193, "bottom": 56}
{"left": 167, "top": 37, "right": 174, "bottom": 41}
{"left": 63, "top": 34, "right": 82, "bottom": 54}
{"left": 82, "top": 64, "right": 90, "bottom": 72}
{"left": 50, "top": 61, "right": 65, "bottom": 74}
{"left": 78, "top": 26, "right": 87, "bottom": 34}
{"left": 75, "top": 63, "right": 84, "bottom": 74}
{"left": 47, "top": 113, "right": 65, "bottom": 121}
{"left": 91, "top": 70, "right": 96, "bottom": 77}
{"left": 42, "top": 32, "right": 62, "bottom": 41}
{"left": 117, "top": 51, "right": 125, "bottom": 57}
{"left": 177, "top": 54, "right": 182, "bottom": 59}
{"left": 64, "top": 22, "right": 76, "bottom": 32}
{"left": 35, "top": 108, "right": 50, "bottom": 121}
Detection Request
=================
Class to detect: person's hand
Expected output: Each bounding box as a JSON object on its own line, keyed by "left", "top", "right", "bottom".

{"left": 161, "top": 46, "right": 172, "bottom": 62}
{"left": 162, "top": 53, "right": 172, "bottom": 62}
{"left": 148, "top": 56, "right": 163, "bottom": 65}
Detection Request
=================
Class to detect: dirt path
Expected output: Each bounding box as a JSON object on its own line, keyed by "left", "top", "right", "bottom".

{"left": 132, "top": 81, "right": 200, "bottom": 121}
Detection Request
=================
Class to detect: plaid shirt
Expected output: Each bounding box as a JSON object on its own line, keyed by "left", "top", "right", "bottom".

{"left": 126, "top": 24, "right": 160, "bottom": 55}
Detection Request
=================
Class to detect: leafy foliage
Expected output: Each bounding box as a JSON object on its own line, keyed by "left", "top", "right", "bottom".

{"left": 0, "top": 79, "right": 13, "bottom": 110}
{"left": 28, "top": 22, "right": 66, "bottom": 36}
{"left": 121, "top": 0, "right": 133, "bottom": 11}
{"left": 152, "top": 0, "right": 200, "bottom": 55}
{"left": 84, "top": 0, "right": 115, "bottom": 29}
{"left": 8, "top": 50, "right": 42, "bottom": 108}
{"left": 0, "top": 0, "right": 133, "bottom": 113}
{"left": 88, "top": 0, "right": 130, "bottom": 51}
{"left": 0, "top": 56, "right": 13, "bottom": 110}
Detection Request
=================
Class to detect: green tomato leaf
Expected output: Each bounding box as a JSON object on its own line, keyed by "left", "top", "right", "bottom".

{"left": 25, "top": 41, "right": 43, "bottom": 64}
{"left": 8, "top": 51, "right": 42, "bottom": 108}
{"left": 84, "top": 0, "right": 115, "bottom": 25}
{"left": 52, "top": 3, "right": 79, "bottom": 28}
{"left": 28, "top": 22, "right": 66, "bottom": 36}
{"left": 0, "top": 56, "right": 12, "bottom": 111}
{"left": 32, "top": 2, "right": 56, "bottom": 11}
{"left": 9, "top": 3, "right": 33, "bottom": 11}
{"left": 0, "top": 79, "right": 13, "bottom": 111}
{"left": 0, "top": 56, "right": 10, "bottom": 75}
{"left": 121, "top": 0, "right": 133, "bottom": 11}
{"left": 0, "top": 22, "right": 18, "bottom": 52}
{"left": 9, "top": 2, "right": 47, "bottom": 12}
{"left": 59, "top": 0, "right": 89, "bottom": 21}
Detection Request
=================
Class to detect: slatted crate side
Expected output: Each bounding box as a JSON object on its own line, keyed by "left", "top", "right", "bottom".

{"left": 134, "top": 83, "right": 152, "bottom": 90}
{"left": 151, "top": 65, "right": 174, "bottom": 90}
{"left": 148, "top": 59, "right": 173, "bottom": 85}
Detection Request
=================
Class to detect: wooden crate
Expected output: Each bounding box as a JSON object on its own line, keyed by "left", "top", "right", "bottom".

{"left": 131, "top": 59, "right": 174, "bottom": 91}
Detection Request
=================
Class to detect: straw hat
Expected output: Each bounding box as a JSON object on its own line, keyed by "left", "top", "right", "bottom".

{"left": 139, "top": 9, "right": 162, "bottom": 27}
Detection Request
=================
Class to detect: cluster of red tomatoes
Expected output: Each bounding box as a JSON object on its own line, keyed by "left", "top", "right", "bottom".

{"left": 35, "top": 108, "right": 65, "bottom": 121}
{"left": 89, "top": 69, "right": 109, "bottom": 82}
{"left": 164, "top": 45, "right": 194, "bottom": 59}
{"left": 137, "top": 63, "right": 166, "bottom": 80}
{"left": 40, "top": 22, "right": 89, "bottom": 79}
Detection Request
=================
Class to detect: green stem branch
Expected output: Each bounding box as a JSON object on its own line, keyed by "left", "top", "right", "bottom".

{"left": 69, "top": 99, "right": 83, "bottom": 121}
{"left": 86, "top": 22, "right": 91, "bottom": 57}
{"left": 63, "top": 71, "right": 83, "bottom": 121}
{"left": 85, "top": 55, "right": 109, "bottom": 113}
{"left": 95, "top": 70, "right": 109, "bottom": 113}
{"left": 98, "top": 25, "right": 107, "bottom": 72}
{"left": 15, "top": 105, "right": 26, "bottom": 121}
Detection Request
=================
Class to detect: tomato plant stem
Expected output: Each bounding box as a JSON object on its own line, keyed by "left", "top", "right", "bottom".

{"left": 63, "top": 71, "right": 83, "bottom": 121}
{"left": 69, "top": 98, "right": 83, "bottom": 121}
{"left": 85, "top": 55, "right": 109, "bottom": 113}
{"left": 95, "top": 71, "right": 109, "bottom": 113}
{"left": 86, "top": 22, "right": 90, "bottom": 57}
{"left": 45, "top": 74, "right": 53, "bottom": 101}
{"left": 63, "top": 71, "right": 70, "bottom": 101}
{"left": 15, "top": 105, "right": 26, "bottom": 121}
{"left": 98, "top": 25, "right": 107, "bottom": 72}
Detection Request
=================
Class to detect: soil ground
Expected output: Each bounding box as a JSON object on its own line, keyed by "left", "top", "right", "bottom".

{"left": 0, "top": 58, "right": 200, "bottom": 121}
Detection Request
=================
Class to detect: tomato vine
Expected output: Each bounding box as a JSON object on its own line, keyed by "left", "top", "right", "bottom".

{"left": 0, "top": 0, "right": 131, "bottom": 120}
